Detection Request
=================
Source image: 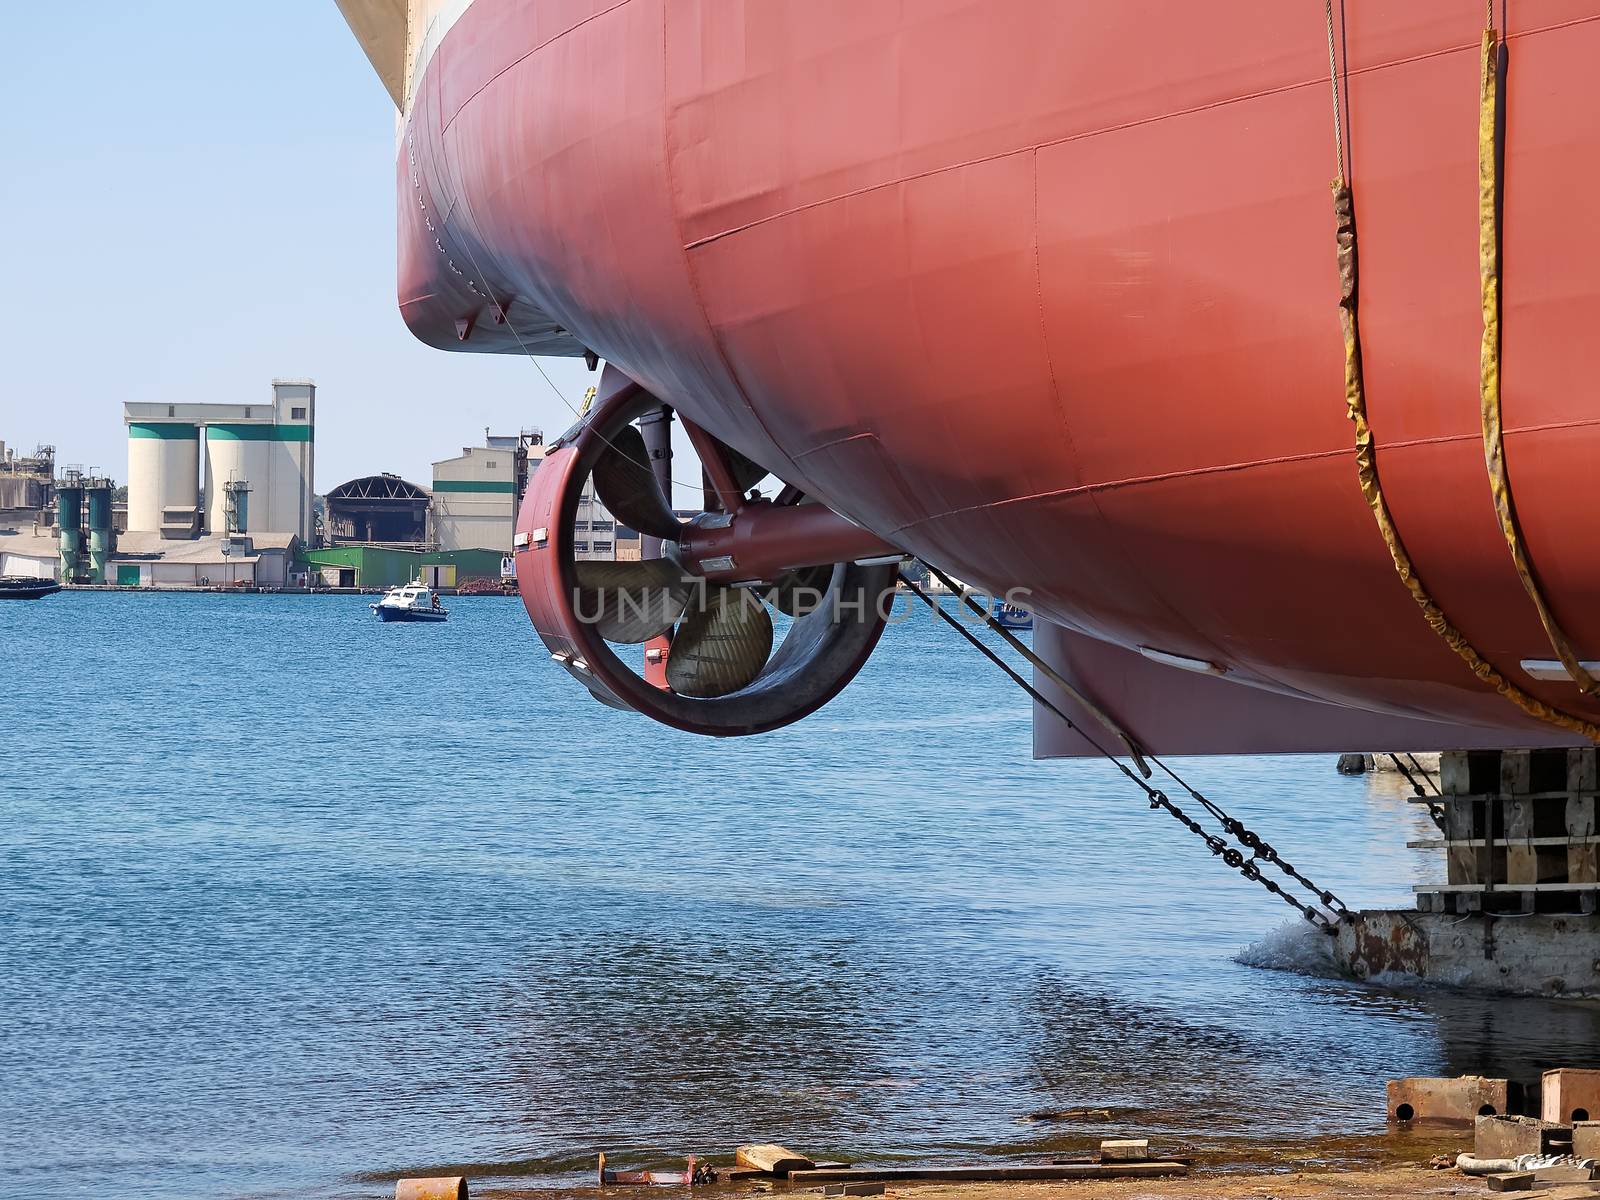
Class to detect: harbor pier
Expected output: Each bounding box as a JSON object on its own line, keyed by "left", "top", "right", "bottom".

{"left": 1335, "top": 749, "right": 1600, "bottom": 997}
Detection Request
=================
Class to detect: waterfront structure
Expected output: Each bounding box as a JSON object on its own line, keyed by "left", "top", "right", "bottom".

{"left": 431, "top": 430, "right": 638, "bottom": 560}
{"left": 0, "top": 442, "right": 56, "bottom": 517}
{"left": 303, "top": 545, "right": 420, "bottom": 589}
{"left": 326, "top": 474, "right": 430, "bottom": 545}
{"left": 420, "top": 548, "right": 504, "bottom": 588}
{"left": 108, "top": 533, "right": 301, "bottom": 588}
{"left": 0, "top": 451, "right": 105, "bottom": 583}
{"left": 125, "top": 381, "right": 315, "bottom": 543}
{"left": 431, "top": 432, "right": 538, "bottom": 553}
{"left": 302, "top": 544, "right": 503, "bottom": 589}
{"left": 0, "top": 530, "right": 59, "bottom": 579}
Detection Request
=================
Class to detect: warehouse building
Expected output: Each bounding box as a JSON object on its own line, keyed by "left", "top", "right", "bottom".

{"left": 302, "top": 545, "right": 423, "bottom": 589}
{"left": 0, "top": 530, "right": 60, "bottom": 580}
{"left": 325, "top": 474, "right": 430, "bottom": 545}
{"left": 301, "top": 545, "right": 504, "bottom": 589}
{"left": 108, "top": 532, "right": 301, "bottom": 588}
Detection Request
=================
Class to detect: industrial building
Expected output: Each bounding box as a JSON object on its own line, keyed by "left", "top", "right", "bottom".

{"left": 106, "top": 532, "right": 300, "bottom": 588}
{"left": 430, "top": 431, "right": 539, "bottom": 552}
{"left": 0, "top": 467, "right": 126, "bottom": 584}
{"left": 431, "top": 429, "right": 640, "bottom": 560}
{"left": 54, "top": 470, "right": 117, "bottom": 583}
{"left": 302, "top": 545, "right": 503, "bottom": 589}
{"left": 325, "top": 474, "right": 430, "bottom": 545}
{"left": 0, "top": 442, "right": 56, "bottom": 516}
{"left": 0, "top": 442, "right": 62, "bottom": 578}
{"left": 124, "top": 380, "right": 315, "bottom": 542}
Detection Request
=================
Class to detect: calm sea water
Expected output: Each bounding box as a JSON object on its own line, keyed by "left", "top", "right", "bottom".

{"left": 5, "top": 592, "right": 1600, "bottom": 1200}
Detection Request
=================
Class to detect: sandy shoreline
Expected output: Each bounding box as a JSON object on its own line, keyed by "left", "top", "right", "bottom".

{"left": 486, "top": 1167, "right": 1478, "bottom": 1200}
{"left": 474, "top": 1133, "right": 1498, "bottom": 1200}
{"left": 877, "top": 1168, "right": 1475, "bottom": 1200}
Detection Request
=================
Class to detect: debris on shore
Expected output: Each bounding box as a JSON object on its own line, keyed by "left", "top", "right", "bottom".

{"left": 397, "top": 1072, "right": 1600, "bottom": 1200}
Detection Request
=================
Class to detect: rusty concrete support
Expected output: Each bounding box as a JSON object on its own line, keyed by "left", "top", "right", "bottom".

{"left": 1388, "top": 1076, "right": 1511, "bottom": 1122}
{"left": 1545, "top": 1071, "right": 1600, "bottom": 1124}
{"left": 1476, "top": 1115, "right": 1574, "bottom": 1161}
{"left": 1336, "top": 911, "right": 1600, "bottom": 997}
{"left": 1334, "top": 747, "right": 1600, "bottom": 997}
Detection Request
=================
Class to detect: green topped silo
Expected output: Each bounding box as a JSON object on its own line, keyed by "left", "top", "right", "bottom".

{"left": 86, "top": 483, "right": 113, "bottom": 583}
{"left": 57, "top": 483, "right": 83, "bottom": 582}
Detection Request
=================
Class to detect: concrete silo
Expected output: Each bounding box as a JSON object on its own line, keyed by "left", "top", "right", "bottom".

{"left": 85, "top": 480, "right": 113, "bottom": 582}
{"left": 204, "top": 426, "right": 272, "bottom": 537}
{"left": 126, "top": 421, "right": 200, "bottom": 536}
{"left": 203, "top": 381, "right": 315, "bottom": 541}
{"left": 56, "top": 480, "right": 82, "bottom": 580}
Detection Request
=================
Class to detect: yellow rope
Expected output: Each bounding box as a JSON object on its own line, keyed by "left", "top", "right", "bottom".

{"left": 1475, "top": 29, "right": 1599, "bottom": 697}
{"left": 1333, "top": 185, "right": 1600, "bottom": 741}
{"left": 1325, "top": 14, "right": 1600, "bottom": 742}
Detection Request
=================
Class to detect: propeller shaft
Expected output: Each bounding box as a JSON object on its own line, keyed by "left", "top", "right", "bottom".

{"left": 678, "top": 501, "right": 898, "bottom": 583}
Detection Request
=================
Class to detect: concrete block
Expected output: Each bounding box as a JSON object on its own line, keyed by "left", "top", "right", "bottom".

{"left": 1573, "top": 1121, "right": 1600, "bottom": 1159}
{"left": 1337, "top": 912, "right": 1600, "bottom": 998}
{"left": 1388, "top": 1076, "right": 1511, "bottom": 1122}
{"left": 1442, "top": 751, "right": 1473, "bottom": 797}
{"left": 824, "top": 1185, "right": 884, "bottom": 1197}
{"left": 1477, "top": 1115, "right": 1572, "bottom": 1160}
{"left": 1487, "top": 1174, "right": 1535, "bottom": 1192}
{"left": 1545, "top": 1070, "right": 1600, "bottom": 1124}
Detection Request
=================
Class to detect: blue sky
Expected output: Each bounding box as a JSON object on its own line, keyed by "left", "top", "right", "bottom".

{"left": 0, "top": 2, "right": 595, "bottom": 489}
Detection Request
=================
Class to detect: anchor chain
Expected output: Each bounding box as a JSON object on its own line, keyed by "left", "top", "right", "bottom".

{"left": 899, "top": 567, "right": 1352, "bottom": 936}
{"left": 1146, "top": 789, "right": 1347, "bottom": 934}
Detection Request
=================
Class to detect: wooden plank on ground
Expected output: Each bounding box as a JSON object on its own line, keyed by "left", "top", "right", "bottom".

{"left": 787, "top": 1162, "right": 1188, "bottom": 1184}
{"left": 1099, "top": 1139, "right": 1149, "bottom": 1162}
{"left": 1488, "top": 1174, "right": 1536, "bottom": 1192}
{"left": 1535, "top": 1168, "right": 1600, "bottom": 1184}
{"left": 735, "top": 1145, "right": 815, "bottom": 1177}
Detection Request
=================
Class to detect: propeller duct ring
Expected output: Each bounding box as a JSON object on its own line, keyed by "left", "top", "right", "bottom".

{"left": 515, "top": 378, "right": 898, "bottom": 737}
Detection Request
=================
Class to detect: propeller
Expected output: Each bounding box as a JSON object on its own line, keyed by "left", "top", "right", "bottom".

{"left": 583, "top": 422, "right": 797, "bottom": 698}
{"left": 571, "top": 559, "right": 693, "bottom": 643}
{"left": 665, "top": 586, "right": 775, "bottom": 698}
{"left": 589, "top": 424, "right": 680, "bottom": 540}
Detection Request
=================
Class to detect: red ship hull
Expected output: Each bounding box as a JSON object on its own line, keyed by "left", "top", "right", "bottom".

{"left": 394, "top": 0, "right": 1600, "bottom": 750}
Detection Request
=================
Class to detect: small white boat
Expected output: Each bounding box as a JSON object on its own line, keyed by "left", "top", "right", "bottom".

{"left": 371, "top": 580, "right": 448, "bottom": 622}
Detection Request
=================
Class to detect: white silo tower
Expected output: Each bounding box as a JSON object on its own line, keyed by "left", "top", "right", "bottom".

{"left": 125, "top": 415, "right": 200, "bottom": 536}
{"left": 203, "top": 381, "right": 315, "bottom": 540}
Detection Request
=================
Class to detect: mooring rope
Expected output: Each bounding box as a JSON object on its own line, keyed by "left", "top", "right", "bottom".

{"left": 1473, "top": 28, "right": 1599, "bottom": 697}
{"left": 1321, "top": 5, "right": 1600, "bottom": 741}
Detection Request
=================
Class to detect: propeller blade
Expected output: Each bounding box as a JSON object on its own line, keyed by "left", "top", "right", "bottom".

{"left": 666, "top": 585, "right": 774, "bottom": 698}
{"left": 590, "top": 425, "right": 681, "bottom": 540}
{"left": 573, "top": 560, "right": 692, "bottom": 643}
{"left": 763, "top": 563, "right": 835, "bottom": 617}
